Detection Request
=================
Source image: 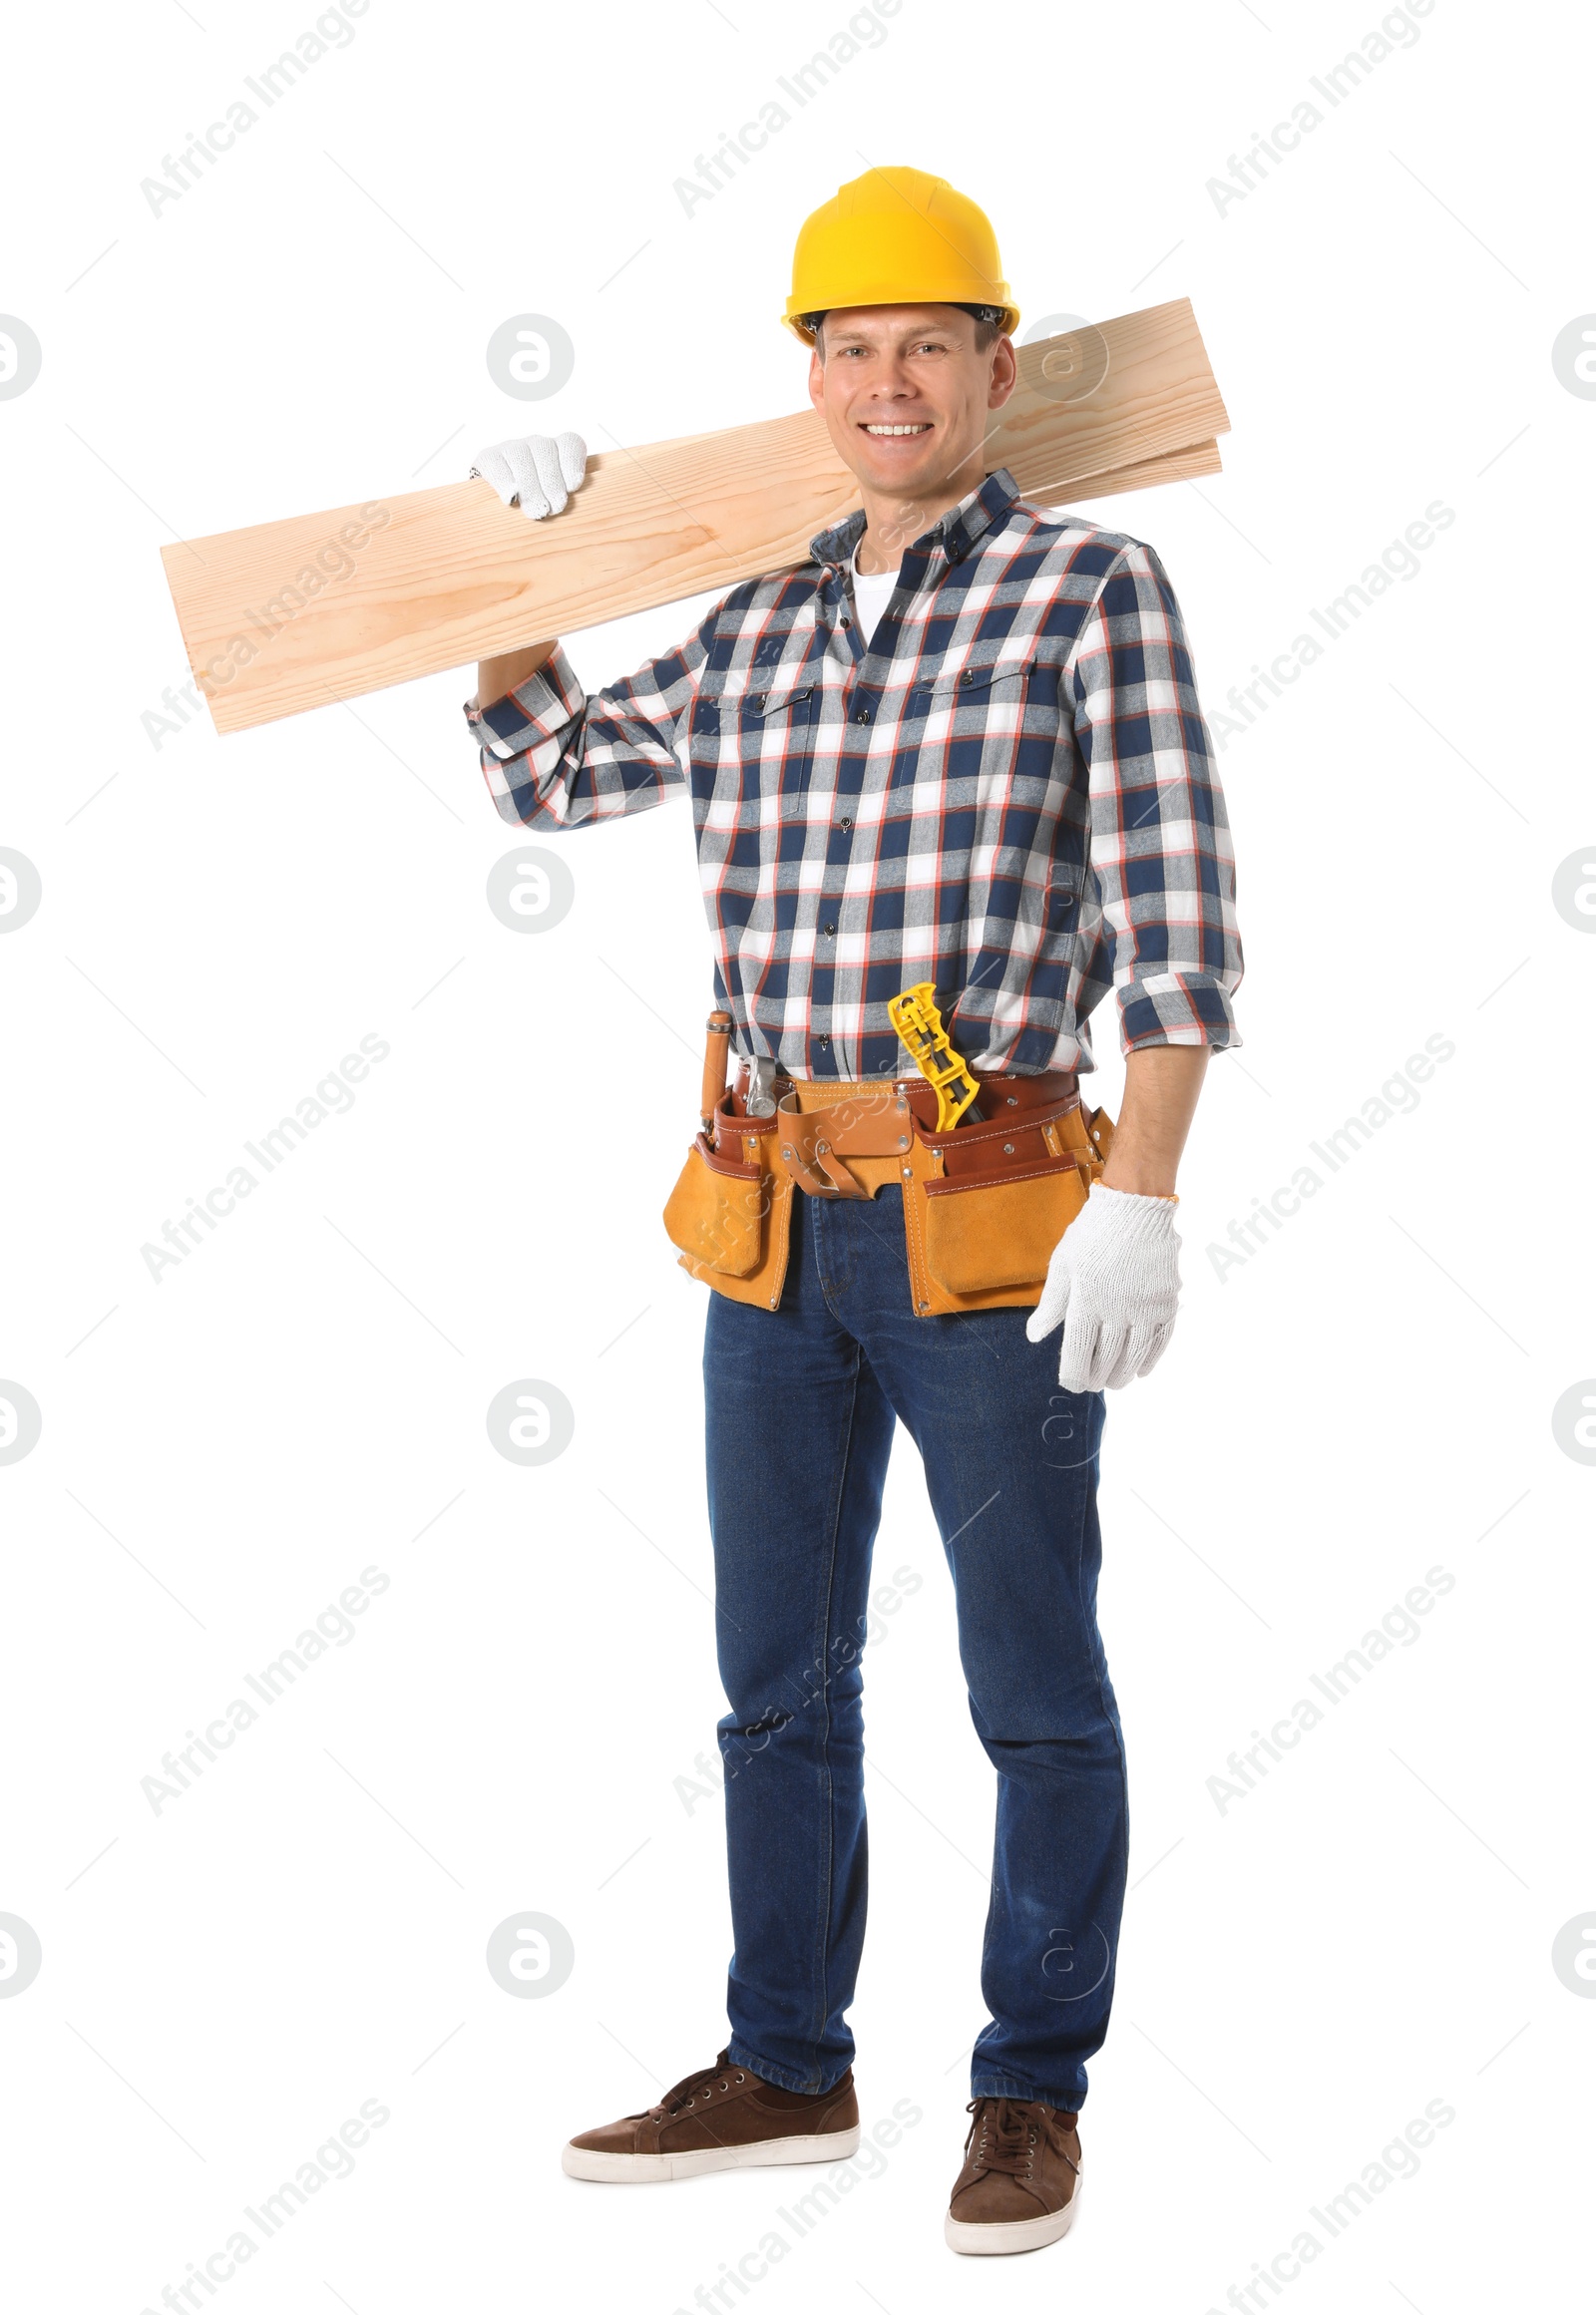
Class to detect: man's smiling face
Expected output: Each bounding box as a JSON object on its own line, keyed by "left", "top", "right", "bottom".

{"left": 806, "top": 303, "right": 1016, "bottom": 507}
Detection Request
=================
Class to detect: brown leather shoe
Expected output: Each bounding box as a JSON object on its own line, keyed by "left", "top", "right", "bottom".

{"left": 563, "top": 2050, "right": 860, "bottom": 2182}
{"left": 945, "top": 2097, "right": 1082, "bottom": 2254}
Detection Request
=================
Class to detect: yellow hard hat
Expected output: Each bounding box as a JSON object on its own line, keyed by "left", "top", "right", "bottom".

{"left": 782, "top": 166, "right": 1019, "bottom": 342}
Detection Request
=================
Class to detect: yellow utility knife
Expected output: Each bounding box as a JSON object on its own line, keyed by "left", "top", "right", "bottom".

{"left": 888, "top": 982, "right": 983, "bottom": 1131}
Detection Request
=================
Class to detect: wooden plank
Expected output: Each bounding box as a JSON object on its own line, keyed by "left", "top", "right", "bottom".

{"left": 1046, "top": 437, "right": 1222, "bottom": 502}
{"left": 162, "top": 298, "right": 1229, "bottom": 734}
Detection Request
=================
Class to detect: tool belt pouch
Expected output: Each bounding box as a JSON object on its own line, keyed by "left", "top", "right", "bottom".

{"left": 661, "top": 1014, "right": 794, "bottom": 1310}
{"left": 903, "top": 1082, "right": 1115, "bottom": 1317}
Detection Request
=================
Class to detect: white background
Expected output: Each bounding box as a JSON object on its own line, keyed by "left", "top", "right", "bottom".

{"left": 2, "top": 0, "right": 1592, "bottom": 2308}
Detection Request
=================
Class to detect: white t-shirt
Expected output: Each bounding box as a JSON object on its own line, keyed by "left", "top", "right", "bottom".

{"left": 849, "top": 542, "right": 899, "bottom": 650}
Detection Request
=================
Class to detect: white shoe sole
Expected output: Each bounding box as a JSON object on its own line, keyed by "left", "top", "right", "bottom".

{"left": 563, "top": 2124, "right": 860, "bottom": 2183}
{"left": 944, "top": 2174, "right": 1081, "bottom": 2255}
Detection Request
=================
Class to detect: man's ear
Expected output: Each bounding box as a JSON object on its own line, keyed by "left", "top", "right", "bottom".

{"left": 987, "top": 335, "right": 1018, "bottom": 413}
{"left": 807, "top": 344, "right": 826, "bottom": 412}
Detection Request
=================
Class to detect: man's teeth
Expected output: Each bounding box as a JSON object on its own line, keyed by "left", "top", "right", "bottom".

{"left": 863, "top": 422, "right": 930, "bottom": 435}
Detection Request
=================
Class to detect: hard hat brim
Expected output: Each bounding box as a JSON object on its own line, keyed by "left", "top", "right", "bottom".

{"left": 781, "top": 294, "right": 1020, "bottom": 342}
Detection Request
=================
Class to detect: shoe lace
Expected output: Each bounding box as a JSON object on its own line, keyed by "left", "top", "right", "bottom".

{"left": 964, "top": 2097, "right": 1078, "bottom": 2177}
{"left": 650, "top": 2052, "right": 743, "bottom": 2120}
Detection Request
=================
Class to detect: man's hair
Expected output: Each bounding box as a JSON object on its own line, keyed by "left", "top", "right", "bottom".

{"left": 804, "top": 302, "right": 1005, "bottom": 355}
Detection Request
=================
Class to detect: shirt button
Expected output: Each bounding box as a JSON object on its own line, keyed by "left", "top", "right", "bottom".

{"left": 818, "top": 1033, "right": 831, "bottom": 1047}
{"left": 856, "top": 707, "right": 872, "bottom": 723}
{"left": 837, "top": 815, "right": 853, "bottom": 831}
{"left": 821, "top": 922, "right": 836, "bottom": 936}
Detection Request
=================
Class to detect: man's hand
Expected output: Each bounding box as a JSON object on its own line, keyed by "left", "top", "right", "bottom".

{"left": 470, "top": 431, "right": 588, "bottom": 520}
{"left": 1026, "top": 1043, "right": 1209, "bottom": 1391}
{"left": 1025, "top": 1183, "right": 1182, "bottom": 1391}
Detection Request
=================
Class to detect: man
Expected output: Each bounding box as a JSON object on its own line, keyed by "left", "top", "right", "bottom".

{"left": 465, "top": 167, "right": 1242, "bottom": 2255}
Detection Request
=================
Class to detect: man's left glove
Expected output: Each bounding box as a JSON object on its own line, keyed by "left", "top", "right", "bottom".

{"left": 470, "top": 431, "right": 588, "bottom": 520}
{"left": 1024, "top": 1182, "right": 1182, "bottom": 1392}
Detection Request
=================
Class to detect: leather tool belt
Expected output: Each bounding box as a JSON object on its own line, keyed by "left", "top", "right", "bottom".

{"left": 662, "top": 1010, "right": 1116, "bottom": 1318}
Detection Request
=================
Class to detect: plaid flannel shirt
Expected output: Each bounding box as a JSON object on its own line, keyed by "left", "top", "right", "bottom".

{"left": 466, "top": 467, "right": 1243, "bottom": 1081}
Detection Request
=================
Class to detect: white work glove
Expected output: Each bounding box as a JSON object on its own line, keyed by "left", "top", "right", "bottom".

{"left": 470, "top": 431, "right": 588, "bottom": 519}
{"left": 1025, "top": 1182, "right": 1182, "bottom": 1392}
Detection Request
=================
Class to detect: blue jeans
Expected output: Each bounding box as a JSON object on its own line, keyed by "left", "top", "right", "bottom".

{"left": 703, "top": 1181, "right": 1128, "bottom": 2113}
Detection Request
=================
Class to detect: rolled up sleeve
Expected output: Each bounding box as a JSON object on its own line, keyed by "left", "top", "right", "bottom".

{"left": 1067, "top": 542, "right": 1244, "bottom": 1052}
{"left": 464, "top": 611, "right": 714, "bottom": 831}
